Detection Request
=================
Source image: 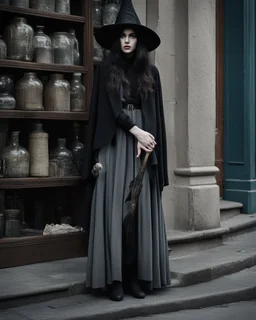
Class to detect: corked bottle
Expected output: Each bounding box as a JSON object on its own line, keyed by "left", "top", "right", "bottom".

{"left": 1, "top": 131, "right": 30, "bottom": 178}
{"left": 70, "top": 73, "right": 85, "bottom": 112}
{"left": 0, "top": 35, "right": 7, "bottom": 59}
{"left": 4, "top": 209, "right": 20, "bottom": 238}
{"left": 49, "top": 138, "right": 73, "bottom": 177}
{"left": 16, "top": 72, "right": 44, "bottom": 111}
{"left": 44, "top": 74, "right": 70, "bottom": 111}
{"left": 30, "top": 0, "right": 55, "bottom": 12}
{"left": 4, "top": 17, "right": 34, "bottom": 61}
{"left": 28, "top": 122, "right": 49, "bottom": 177}
{"left": 10, "top": 0, "right": 29, "bottom": 8}
{"left": 33, "top": 25, "right": 53, "bottom": 64}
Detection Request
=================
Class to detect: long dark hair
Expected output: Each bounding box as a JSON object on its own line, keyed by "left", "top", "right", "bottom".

{"left": 105, "top": 36, "right": 154, "bottom": 100}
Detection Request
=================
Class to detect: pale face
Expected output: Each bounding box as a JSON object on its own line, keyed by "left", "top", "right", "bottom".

{"left": 120, "top": 28, "right": 137, "bottom": 54}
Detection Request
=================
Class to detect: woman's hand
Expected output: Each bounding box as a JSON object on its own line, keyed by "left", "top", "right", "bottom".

{"left": 130, "top": 126, "right": 157, "bottom": 150}
{"left": 137, "top": 142, "right": 153, "bottom": 157}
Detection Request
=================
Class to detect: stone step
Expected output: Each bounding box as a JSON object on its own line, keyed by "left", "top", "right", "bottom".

{"left": 170, "top": 230, "right": 256, "bottom": 286}
{"left": 220, "top": 200, "right": 243, "bottom": 221}
{"left": 167, "top": 213, "right": 256, "bottom": 257}
{"left": 1, "top": 229, "right": 256, "bottom": 310}
{"left": 1, "top": 266, "right": 256, "bottom": 320}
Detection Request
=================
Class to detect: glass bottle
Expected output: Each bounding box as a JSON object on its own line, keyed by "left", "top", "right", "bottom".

{"left": 4, "top": 17, "right": 34, "bottom": 61}
{"left": 102, "top": 0, "right": 120, "bottom": 26}
{"left": 33, "top": 25, "right": 53, "bottom": 64}
{"left": 1, "top": 131, "right": 30, "bottom": 178}
{"left": 70, "top": 73, "right": 85, "bottom": 112}
{"left": 51, "top": 32, "right": 74, "bottom": 65}
{"left": 16, "top": 72, "right": 44, "bottom": 111}
{"left": 0, "top": 35, "right": 7, "bottom": 59}
{"left": 55, "top": 0, "right": 70, "bottom": 14}
{"left": 68, "top": 29, "right": 80, "bottom": 65}
{"left": 30, "top": 0, "right": 55, "bottom": 12}
{"left": 49, "top": 138, "right": 73, "bottom": 177}
{"left": 93, "top": 0, "right": 103, "bottom": 26}
{"left": 0, "top": 75, "right": 16, "bottom": 110}
{"left": 44, "top": 73, "right": 70, "bottom": 111}
{"left": 28, "top": 122, "right": 49, "bottom": 177}
{"left": 10, "top": 0, "right": 29, "bottom": 8}
{"left": 71, "top": 122, "right": 84, "bottom": 175}
{"left": 4, "top": 209, "right": 20, "bottom": 238}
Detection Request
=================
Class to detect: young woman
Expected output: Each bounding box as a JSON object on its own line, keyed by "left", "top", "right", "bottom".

{"left": 83, "top": 0, "right": 170, "bottom": 301}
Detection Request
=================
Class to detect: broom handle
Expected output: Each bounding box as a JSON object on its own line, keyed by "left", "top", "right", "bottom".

{"left": 140, "top": 152, "right": 150, "bottom": 173}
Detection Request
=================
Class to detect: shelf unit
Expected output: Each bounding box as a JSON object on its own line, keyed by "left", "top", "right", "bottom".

{"left": 0, "top": 1, "right": 93, "bottom": 268}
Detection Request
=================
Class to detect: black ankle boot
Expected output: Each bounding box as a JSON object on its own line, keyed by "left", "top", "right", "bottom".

{"left": 109, "top": 281, "right": 123, "bottom": 302}
{"left": 130, "top": 279, "right": 145, "bottom": 299}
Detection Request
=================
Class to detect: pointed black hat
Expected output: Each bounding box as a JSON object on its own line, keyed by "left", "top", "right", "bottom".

{"left": 95, "top": 0, "right": 161, "bottom": 52}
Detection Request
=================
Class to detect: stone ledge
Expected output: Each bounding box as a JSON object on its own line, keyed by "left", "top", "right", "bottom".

{"left": 170, "top": 230, "right": 256, "bottom": 286}
{"left": 220, "top": 200, "right": 243, "bottom": 211}
{"left": 167, "top": 213, "right": 256, "bottom": 244}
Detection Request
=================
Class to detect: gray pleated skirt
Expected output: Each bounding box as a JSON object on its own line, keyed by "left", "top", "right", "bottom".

{"left": 86, "top": 108, "right": 171, "bottom": 290}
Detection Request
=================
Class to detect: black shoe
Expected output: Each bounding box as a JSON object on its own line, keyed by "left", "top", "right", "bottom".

{"left": 109, "top": 281, "right": 123, "bottom": 302}
{"left": 130, "top": 279, "right": 146, "bottom": 299}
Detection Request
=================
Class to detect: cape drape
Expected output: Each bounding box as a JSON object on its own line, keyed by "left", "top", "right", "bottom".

{"left": 82, "top": 62, "right": 168, "bottom": 190}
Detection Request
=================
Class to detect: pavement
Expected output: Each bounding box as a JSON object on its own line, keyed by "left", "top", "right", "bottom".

{"left": 0, "top": 266, "right": 256, "bottom": 320}
{"left": 125, "top": 301, "right": 256, "bottom": 320}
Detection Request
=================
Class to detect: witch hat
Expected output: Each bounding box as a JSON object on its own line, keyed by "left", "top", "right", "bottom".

{"left": 95, "top": 0, "right": 160, "bottom": 52}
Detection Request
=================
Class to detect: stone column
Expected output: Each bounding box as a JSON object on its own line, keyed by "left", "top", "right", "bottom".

{"left": 174, "top": 0, "right": 220, "bottom": 230}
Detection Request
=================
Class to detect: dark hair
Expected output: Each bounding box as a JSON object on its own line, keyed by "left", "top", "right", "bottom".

{"left": 105, "top": 35, "right": 154, "bottom": 100}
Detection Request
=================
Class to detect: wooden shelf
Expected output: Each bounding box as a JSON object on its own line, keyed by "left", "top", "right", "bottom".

{"left": 0, "top": 4, "right": 85, "bottom": 23}
{"left": 0, "top": 177, "right": 82, "bottom": 189}
{"left": 0, "top": 59, "right": 86, "bottom": 73}
{"left": 0, "top": 231, "right": 87, "bottom": 268}
{"left": 0, "top": 110, "right": 89, "bottom": 121}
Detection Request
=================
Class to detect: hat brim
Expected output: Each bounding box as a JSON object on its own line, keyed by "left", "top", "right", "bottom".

{"left": 95, "top": 24, "right": 161, "bottom": 52}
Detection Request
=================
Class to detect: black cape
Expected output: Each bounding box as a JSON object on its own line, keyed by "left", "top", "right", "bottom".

{"left": 81, "top": 62, "right": 169, "bottom": 227}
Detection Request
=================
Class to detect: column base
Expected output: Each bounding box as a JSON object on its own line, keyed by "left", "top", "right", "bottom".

{"left": 174, "top": 166, "right": 220, "bottom": 231}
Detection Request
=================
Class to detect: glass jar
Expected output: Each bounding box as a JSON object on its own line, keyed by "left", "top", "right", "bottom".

{"left": 0, "top": 35, "right": 7, "bottom": 59}
{"left": 33, "top": 25, "right": 53, "bottom": 64}
{"left": 28, "top": 122, "right": 49, "bottom": 177}
{"left": 1, "top": 131, "right": 30, "bottom": 178}
{"left": 68, "top": 29, "right": 80, "bottom": 65}
{"left": 93, "top": 37, "right": 103, "bottom": 62}
{"left": 4, "top": 17, "right": 34, "bottom": 61}
{"left": 93, "top": 0, "right": 103, "bottom": 26}
{"left": 30, "top": 0, "right": 55, "bottom": 12}
{"left": 44, "top": 73, "right": 70, "bottom": 111}
{"left": 49, "top": 138, "right": 73, "bottom": 177}
{"left": 52, "top": 32, "right": 74, "bottom": 65}
{"left": 55, "top": 0, "right": 70, "bottom": 14}
{"left": 71, "top": 122, "right": 84, "bottom": 175}
{"left": 70, "top": 73, "right": 85, "bottom": 112}
{"left": 0, "top": 75, "right": 16, "bottom": 110}
{"left": 4, "top": 209, "right": 20, "bottom": 238}
{"left": 16, "top": 72, "right": 44, "bottom": 111}
{"left": 102, "top": 0, "right": 120, "bottom": 26}
{"left": 10, "top": 0, "right": 29, "bottom": 8}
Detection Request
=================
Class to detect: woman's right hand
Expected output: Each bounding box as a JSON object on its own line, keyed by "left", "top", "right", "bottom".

{"left": 129, "top": 126, "right": 156, "bottom": 150}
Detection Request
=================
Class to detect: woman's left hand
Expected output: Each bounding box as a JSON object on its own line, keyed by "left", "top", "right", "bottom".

{"left": 136, "top": 141, "right": 154, "bottom": 158}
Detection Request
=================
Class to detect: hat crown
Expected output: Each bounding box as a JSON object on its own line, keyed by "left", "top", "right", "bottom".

{"left": 115, "top": 0, "right": 141, "bottom": 25}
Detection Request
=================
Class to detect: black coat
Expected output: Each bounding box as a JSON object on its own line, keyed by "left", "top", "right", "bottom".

{"left": 81, "top": 62, "right": 169, "bottom": 227}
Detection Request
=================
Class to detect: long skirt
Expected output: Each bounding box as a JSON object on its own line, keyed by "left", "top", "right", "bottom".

{"left": 86, "top": 108, "right": 171, "bottom": 290}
